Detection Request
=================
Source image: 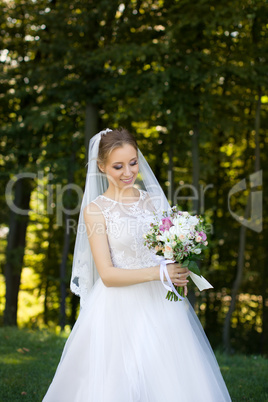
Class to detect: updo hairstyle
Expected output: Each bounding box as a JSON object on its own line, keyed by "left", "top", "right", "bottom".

{"left": 97, "top": 128, "right": 138, "bottom": 172}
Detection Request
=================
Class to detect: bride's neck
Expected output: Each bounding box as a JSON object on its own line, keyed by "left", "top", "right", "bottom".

{"left": 104, "top": 186, "right": 139, "bottom": 200}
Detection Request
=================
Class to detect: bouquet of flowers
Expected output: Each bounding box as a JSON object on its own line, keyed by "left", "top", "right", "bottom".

{"left": 143, "top": 206, "right": 213, "bottom": 301}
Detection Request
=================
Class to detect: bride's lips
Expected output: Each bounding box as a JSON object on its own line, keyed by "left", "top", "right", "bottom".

{"left": 121, "top": 176, "right": 134, "bottom": 184}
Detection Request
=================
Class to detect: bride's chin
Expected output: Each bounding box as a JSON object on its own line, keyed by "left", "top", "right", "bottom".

{"left": 119, "top": 183, "right": 134, "bottom": 189}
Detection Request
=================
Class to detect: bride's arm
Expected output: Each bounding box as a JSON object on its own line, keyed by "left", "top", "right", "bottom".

{"left": 83, "top": 202, "right": 189, "bottom": 288}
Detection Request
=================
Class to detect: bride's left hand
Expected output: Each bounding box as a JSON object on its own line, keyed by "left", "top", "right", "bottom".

{"left": 173, "top": 268, "right": 190, "bottom": 296}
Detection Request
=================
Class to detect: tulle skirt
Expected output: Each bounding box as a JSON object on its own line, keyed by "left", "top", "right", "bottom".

{"left": 42, "top": 278, "right": 231, "bottom": 402}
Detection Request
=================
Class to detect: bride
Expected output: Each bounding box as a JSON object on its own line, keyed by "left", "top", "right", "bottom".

{"left": 42, "top": 128, "right": 231, "bottom": 401}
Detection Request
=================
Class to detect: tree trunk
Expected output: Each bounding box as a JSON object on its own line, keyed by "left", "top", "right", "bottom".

{"left": 60, "top": 149, "right": 75, "bottom": 331}
{"left": 43, "top": 215, "right": 54, "bottom": 325}
{"left": 254, "top": 88, "right": 261, "bottom": 173}
{"left": 188, "top": 116, "right": 200, "bottom": 309}
{"left": 254, "top": 88, "right": 266, "bottom": 353}
{"left": 4, "top": 177, "right": 32, "bottom": 326}
{"left": 44, "top": 277, "right": 49, "bottom": 326}
{"left": 260, "top": 250, "right": 267, "bottom": 354}
{"left": 223, "top": 199, "right": 250, "bottom": 353}
{"left": 192, "top": 121, "right": 200, "bottom": 215}
{"left": 70, "top": 103, "right": 99, "bottom": 322}
{"left": 223, "top": 88, "right": 262, "bottom": 353}
{"left": 168, "top": 136, "right": 174, "bottom": 205}
{"left": 70, "top": 293, "right": 80, "bottom": 328}
{"left": 85, "top": 103, "right": 99, "bottom": 148}
{"left": 59, "top": 218, "right": 70, "bottom": 330}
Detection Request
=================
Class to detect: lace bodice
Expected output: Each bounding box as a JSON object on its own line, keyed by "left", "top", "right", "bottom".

{"left": 91, "top": 189, "right": 161, "bottom": 270}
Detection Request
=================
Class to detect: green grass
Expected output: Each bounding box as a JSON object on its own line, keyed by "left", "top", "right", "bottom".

{"left": 0, "top": 327, "right": 267, "bottom": 401}
{"left": 0, "top": 327, "right": 69, "bottom": 402}
{"left": 214, "top": 351, "right": 268, "bottom": 402}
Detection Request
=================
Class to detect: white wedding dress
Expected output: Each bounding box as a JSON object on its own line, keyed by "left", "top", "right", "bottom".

{"left": 42, "top": 189, "right": 231, "bottom": 402}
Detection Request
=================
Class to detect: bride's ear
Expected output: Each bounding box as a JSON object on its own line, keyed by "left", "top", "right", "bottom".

{"left": 98, "top": 163, "right": 105, "bottom": 174}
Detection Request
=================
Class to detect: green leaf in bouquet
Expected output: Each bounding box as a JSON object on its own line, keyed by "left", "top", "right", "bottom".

{"left": 182, "top": 260, "right": 190, "bottom": 267}
{"left": 199, "top": 244, "right": 207, "bottom": 250}
{"left": 188, "top": 260, "right": 201, "bottom": 276}
{"left": 190, "top": 254, "right": 201, "bottom": 261}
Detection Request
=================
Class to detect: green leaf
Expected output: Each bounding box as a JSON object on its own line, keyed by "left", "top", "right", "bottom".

{"left": 182, "top": 259, "right": 190, "bottom": 267}
{"left": 188, "top": 261, "right": 201, "bottom": 276}
{"left": 190, "top": 254, "right": 201, "bottom": 261}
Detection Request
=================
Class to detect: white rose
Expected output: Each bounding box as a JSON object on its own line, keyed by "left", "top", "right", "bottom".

{"left": 157, "top": 231, "right": 171, "bottom": 242}
{"left": 169, "top": 226, "right": 179, "bottom": 237}
{"left": 182, "top": 211, "right": 189, "bottom": 216}
{"left": 164, "top": 250, "right": 174, "bottom": 259}
{"left": 195, "top": 235, "right": 202, "bottom": 243}
{"left": 172, "top": 217, "right": 178, "bottom": 224}
{"left": 204, "top": 241, "right": 208, "bottom": 246}
{"left": 193, "top": 248, "right": 201, "bottom": 254}
{"left": 188, "top": 216, "right": 199, "bottom": 226}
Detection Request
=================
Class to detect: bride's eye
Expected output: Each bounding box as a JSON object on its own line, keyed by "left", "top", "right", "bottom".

{"left": 113, "top": 160, "right": 138, "bottom": 170}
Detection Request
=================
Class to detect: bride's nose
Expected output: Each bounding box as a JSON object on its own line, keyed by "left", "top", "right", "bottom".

{"left": 122, "top": 164, "right": 132, "bottom": 177}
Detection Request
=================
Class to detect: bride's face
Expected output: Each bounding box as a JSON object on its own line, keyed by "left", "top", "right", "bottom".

{"left": 101, "top": 144, "right": 139, "bottom": 189}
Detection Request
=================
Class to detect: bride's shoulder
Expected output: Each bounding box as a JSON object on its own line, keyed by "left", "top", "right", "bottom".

{"left": 84, "top": 200, "right": 101, "bottom": 212}
{"left": 83, "top": 199, "right": 104, "bottom": 223}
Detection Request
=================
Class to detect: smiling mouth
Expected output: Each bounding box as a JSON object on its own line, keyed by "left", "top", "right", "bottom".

{"left": 121, "top": 176, "right": 134, "bottom": 183}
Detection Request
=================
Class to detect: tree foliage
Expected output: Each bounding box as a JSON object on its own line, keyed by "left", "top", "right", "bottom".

{"left": 0, "top": 0, "right": 267, "bottom": 353}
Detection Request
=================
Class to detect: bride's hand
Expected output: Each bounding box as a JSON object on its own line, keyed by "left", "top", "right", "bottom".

{"left": 166, "top": 263, "right": 190, "bottom": 295}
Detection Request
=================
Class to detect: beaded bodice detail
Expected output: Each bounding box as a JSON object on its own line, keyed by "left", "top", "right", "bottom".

{"left": 91, "top": 189, "right": 160, "bottom": 270}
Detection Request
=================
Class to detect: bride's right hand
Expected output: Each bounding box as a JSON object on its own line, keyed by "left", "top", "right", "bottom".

{"left": 165, "top": 263, "right": 190, "bottom": 287}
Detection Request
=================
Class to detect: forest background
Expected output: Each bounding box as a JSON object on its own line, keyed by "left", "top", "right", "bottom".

{"left": 0, "top": 0, "right": 267, "bottom": 356}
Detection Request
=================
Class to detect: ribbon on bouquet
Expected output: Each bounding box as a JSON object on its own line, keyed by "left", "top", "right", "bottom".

{"left": 153, "top": 256, "right": 213, "bottom": 298}
{"left": 188, "top": 271, "right": 213, "bottom": 291}
{"left": 159, "top": 258, "right": 185, "bottom": 301}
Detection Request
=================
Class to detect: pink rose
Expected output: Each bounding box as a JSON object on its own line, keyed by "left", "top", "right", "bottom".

{"left": 159, "top": 217, "right": 174, "bottom": 232}
{"left": 199, "top": 231, "right": 207, "bottom": 241}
